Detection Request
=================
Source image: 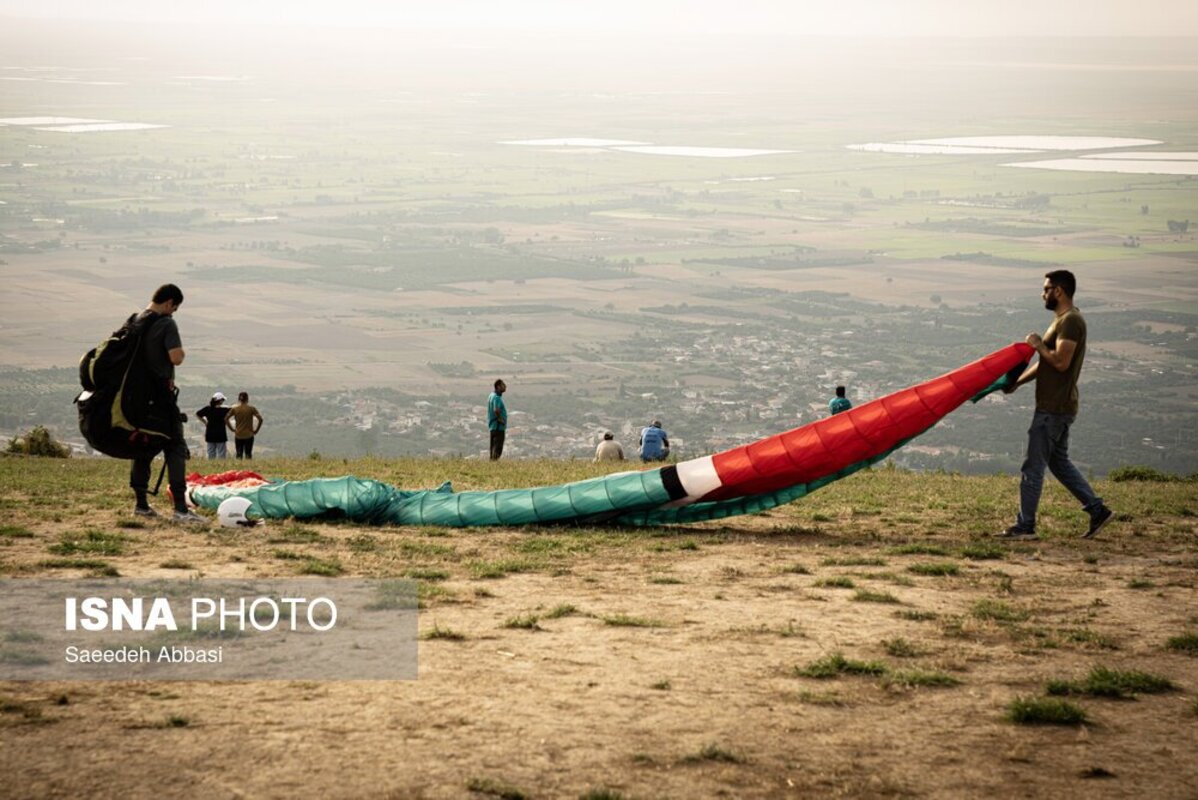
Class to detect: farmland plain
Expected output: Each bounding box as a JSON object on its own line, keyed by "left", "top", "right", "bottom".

{"left": 0, "top": 26, "right": 1196, "bottom": 472}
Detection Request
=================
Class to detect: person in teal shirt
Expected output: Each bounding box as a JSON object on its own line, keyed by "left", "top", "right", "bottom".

{"left": 487, "top": 379, "right": 508, "bottom": 460}
{"left": 829, "top": 385, "right": 852, "bottom": 416}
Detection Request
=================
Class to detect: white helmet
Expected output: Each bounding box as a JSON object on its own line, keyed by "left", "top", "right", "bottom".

{"left": 217, "top": 496, "right": 258, "bottom": 528}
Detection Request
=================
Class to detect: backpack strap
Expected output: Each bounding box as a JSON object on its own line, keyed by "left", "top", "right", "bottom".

{"left": 131, "top": 309, "right": 162, "bottom": 334}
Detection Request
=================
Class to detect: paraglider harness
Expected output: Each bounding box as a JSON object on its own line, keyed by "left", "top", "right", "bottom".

{"left": 74, "top": 310, "right": 184, "bottom": 495}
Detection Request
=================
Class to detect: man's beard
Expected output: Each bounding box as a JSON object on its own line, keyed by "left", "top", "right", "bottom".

{"left": 1044, "top": 296, "right": 1058, "bottom": 311}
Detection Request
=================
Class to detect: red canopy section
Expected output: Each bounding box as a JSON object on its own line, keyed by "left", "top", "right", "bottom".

{"left": 704, "top": 343, "right": 1033, "bottom": 501}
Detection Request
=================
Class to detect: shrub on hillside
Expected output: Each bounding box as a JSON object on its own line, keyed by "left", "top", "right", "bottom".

{"left": 1108, "top": 465, "right": 1189, "bottom": 483}
{"left": 6, "top": 426, "right": 71, "bottom": 458}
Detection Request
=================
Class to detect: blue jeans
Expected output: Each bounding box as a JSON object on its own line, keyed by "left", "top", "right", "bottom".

{"left": 206, "top": 441, "right": 228, "bottom": 459}
{"left": 1018, "top": 411, "right": 1103, "bottom": 531}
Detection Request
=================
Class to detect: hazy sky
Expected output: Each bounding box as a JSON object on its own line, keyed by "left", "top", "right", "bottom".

{"left": 4, "top": 0, "right": 1198, "bottom": 37}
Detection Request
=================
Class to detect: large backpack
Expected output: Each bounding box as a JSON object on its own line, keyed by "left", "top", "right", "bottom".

{"left": 75, "top": 311, "right": 177, "bottom": 459}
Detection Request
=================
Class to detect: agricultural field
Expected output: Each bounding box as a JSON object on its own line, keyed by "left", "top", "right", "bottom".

{"left": 1, "top": 457, "right": 1196, "bottom": 797}
{"left": 2, "top": 30, "right": 1198, "bottom": 470}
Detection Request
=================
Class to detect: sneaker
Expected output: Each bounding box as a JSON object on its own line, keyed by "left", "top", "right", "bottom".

{"left": 172, "top": 510, "right": 207, "bottom": 525}
{"left": 1083, "top": 506, "right": 1113, "bottom": 539}
{"left": 997, "top": 525, "right": 1038, "bottom": 540}
{"left": 133, "top": 506, "right": 159, "bottom": 518}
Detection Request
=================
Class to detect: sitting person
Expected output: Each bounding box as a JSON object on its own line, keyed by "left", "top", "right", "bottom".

{"left": 638, "top": 420, "right": 670, "bottom": 462}
{"left": 828, "top": 385, "right": 852, "bottom": 416}
{"left": 594, "top": 431, "right": 624, "bottom": 462}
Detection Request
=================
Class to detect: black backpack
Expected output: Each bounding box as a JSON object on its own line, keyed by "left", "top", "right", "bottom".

{"left": 75, "top": 311, "right": 177, "bottom": 459}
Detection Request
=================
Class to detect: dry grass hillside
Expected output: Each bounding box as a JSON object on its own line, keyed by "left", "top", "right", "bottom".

{"left": 2, "top": 456, "right": 1196, "bottom": 798}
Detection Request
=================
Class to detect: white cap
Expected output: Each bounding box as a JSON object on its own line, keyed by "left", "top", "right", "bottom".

{"left": 212, "top": 391, "right": 226, "bottom": 402}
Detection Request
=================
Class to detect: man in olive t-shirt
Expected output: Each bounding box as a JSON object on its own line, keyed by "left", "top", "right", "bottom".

{"left": 1000, "top": 270, "right": 1112, "bottom": 540}
{"left": 226, "top": 392, "right": 264, "bottom": 459}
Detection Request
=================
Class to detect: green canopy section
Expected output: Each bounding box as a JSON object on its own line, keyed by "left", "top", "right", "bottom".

{"left": 191, "top": 439, "right": 909, "bottom": 528}
{"left": 970, "top": 360, "right": 1027, "bottom": 404}
{"left": 192, "top": 467, "right": 673, "bottom": 527}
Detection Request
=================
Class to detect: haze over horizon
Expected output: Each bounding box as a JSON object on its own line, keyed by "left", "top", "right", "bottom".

{"left": 2, "top": 0, "right": 1198, "bottom": 38}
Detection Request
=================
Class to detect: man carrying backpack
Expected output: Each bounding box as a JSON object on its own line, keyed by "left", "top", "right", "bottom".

{"left": 131, "top": 284, "right": 204, "bottom": 523}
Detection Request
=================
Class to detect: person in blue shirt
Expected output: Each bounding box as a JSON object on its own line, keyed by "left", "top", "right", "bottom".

{"left": 638, "top": 419, "right": 670, "bottom": 462}
{"left": 829, "top": 385, "right": 852, "bottom": 416}
{"left": 487, "top": 379, "right": 508, "bottom": 460}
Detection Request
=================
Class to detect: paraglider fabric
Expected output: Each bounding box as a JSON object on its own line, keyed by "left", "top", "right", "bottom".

{"left": 190, "top": 343, "right": 1033, "bottom": 527}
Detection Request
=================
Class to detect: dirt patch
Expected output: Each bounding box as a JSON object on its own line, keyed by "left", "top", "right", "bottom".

{"left": 2, "top": 469, "right": 1197, "bottom": 798}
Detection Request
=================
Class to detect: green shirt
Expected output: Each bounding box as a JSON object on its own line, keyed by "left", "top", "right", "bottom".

{"left": 487, "top": 392, "right": 507, "bottom": 431}
{"left": 1035, "top": 308, "right": 1087, "bottom": 416}
{"left": 228, "top": 404, "right": 263, "bottom": 439}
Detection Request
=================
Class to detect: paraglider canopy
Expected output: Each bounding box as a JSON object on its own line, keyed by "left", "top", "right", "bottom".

{"left": 189, "top": 343, "right": 1034, "bottom": 528}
